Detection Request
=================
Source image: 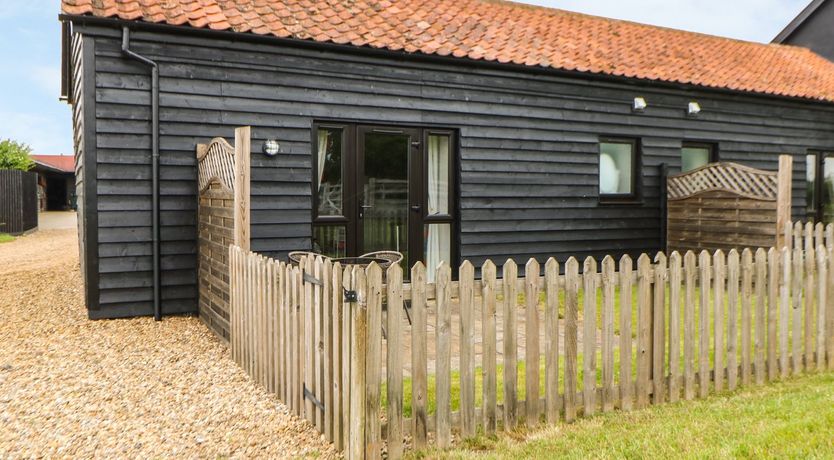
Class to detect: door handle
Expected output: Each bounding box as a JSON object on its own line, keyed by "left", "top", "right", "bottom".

{"left": 411, "top": 205, "right": 421, "bottom": 212}
{"left": 361, "top": 205, "right": 374, "bottom": 209}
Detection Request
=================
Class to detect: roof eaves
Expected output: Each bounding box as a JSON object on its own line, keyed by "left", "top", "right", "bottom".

{"left": 61, "top": 12, "right": 834, "bottom": 107}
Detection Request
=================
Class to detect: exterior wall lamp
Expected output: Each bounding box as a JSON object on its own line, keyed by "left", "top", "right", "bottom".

{"left": 687, "top": 101, "right": 701, "bottom": 117}
{"left": 632, "top": 97, "right": 647, "bottom": 113}
{"left": 262, "top": 139, "right": 281, "bottom": 156}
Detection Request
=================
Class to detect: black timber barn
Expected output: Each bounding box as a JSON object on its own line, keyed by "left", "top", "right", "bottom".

{"left": 61, "top": 0, "right": 834, "bottom": 319}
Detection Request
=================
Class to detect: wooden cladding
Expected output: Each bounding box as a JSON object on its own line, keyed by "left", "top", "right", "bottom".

{"left": 0, "top": 170, "right": 38, "bottom": 235}
{"left": 196, "top": 127, "right": 250, "bottom": 340}
{"left": 667, "top": 156, "right": 793, "bottom": 253}
{"left": 228, "top": 223, "right": 834, "bottom": 457}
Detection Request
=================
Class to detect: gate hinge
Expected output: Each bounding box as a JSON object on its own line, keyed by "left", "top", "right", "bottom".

{"left": 303, "top": 384, "right": 325, "bottom": 411}
{"left": 303, "top": 272, "right": 323, "bottom": 286}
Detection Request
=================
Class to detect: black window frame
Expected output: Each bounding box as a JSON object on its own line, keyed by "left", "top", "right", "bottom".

{"left": 311, "top": 123, "right": 355, "bottom": 257}
{"left": 598, "top": 136, "right": 641, "bottom": 203}
{"left": 311, "top": 121, "right": 459, "bottom": 270}
{"left": 806, "top": 149, "right": 834, "bottom": 223}
{"left": 681, "top": 141, "right": 718, "bottom": 172}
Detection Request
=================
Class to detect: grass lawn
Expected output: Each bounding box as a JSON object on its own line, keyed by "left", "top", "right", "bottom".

{"left": 389, "top": 284, "right": 777, "bottom": 417}
{"left": 415, "top": 371, "right": 834, "bottom": 459}
{"left": 0, "top": 233, "right": 13, "bottom": 243}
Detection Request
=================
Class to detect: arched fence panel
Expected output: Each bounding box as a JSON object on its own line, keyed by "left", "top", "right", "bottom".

{"left": 667, "top": 156, "right": 793, "bottom": 253}
{"left": 195, "top": 127, "right": 250, "bottom": 341}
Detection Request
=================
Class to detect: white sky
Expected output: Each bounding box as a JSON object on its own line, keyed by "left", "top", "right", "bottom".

{"left": 0, "top": 0, "right": 815, "bottom": 155}
{"left": 521, "top": 0, "right": 810, "bottom": 43}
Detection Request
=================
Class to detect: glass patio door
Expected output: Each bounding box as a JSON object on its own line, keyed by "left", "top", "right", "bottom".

{"left": 358, "top": 127, "right": 420, "bottom": 269}
{"left": 312, "top": 123, "right": 456, "bottom": 273}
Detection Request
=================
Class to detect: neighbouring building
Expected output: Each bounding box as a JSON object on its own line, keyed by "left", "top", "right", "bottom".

{"left": 774, "top": 0, "right": 834, "bottom": 62}
{"left": 775, "top": 0, "right": 834, "bottom": 222}
{"left": 60, "top": 0, "right": 834, "bottom": 319}
{"left": 31, "top": 155, "right": 76, "bottom": 211}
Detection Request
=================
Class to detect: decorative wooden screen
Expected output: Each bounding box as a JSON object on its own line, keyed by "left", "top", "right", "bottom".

{"left": 196, "top": 127, "right": 250, "bottom": 341}
{"left": 667, "top": 156, "right": 792, "bottom": 253}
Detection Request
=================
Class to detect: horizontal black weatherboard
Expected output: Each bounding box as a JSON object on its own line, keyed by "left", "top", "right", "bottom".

{"left": 67, "top": 19, "right": 834, "bottom": 317}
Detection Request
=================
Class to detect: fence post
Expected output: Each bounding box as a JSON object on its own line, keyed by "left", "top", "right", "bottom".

{"left": 348, "top": 268, "right": 367, "bottom": 460}
{"left": 365, "top": 263, "right": 383, "bottom": 459}
{"left": 776, "top": 154, "right": 792, "bottom": 250}
{"left": 233, "top": 126, "right": 251, "bottom": 251}
{"left": 652, "top": 252, "right": 667, "bottom": 404}
{"left": 435, "top": 263, "right": 453, "bottom": 448}
{"left": 385, "top": 264, "right": 404, "bottom": 459}
{"left": 636, "top": 254, "right": 652, "bottom": 408}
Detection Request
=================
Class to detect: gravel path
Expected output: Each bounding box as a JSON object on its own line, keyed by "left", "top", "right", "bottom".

{"left": 0, "top": 229, "right": 337, "bottom": 458}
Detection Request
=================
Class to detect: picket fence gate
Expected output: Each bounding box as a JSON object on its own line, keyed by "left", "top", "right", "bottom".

{"left": 229, "top": 221, "right": 834, "bottom": 459}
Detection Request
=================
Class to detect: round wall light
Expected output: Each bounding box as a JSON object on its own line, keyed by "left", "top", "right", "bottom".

{"left": 262, "top": 139, "right": 281, "bottom": 156}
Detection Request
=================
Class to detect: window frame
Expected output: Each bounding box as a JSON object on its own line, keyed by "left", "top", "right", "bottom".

{"left": 681, "top": 141, "right": 717, "bottom": 172}
{"left": 310, "top": 121, "right": 459, "bottom": 269}
{"left": 598, "top": 136, "right": 640, "bottom": 203}
{"left": 312, "top": 123, "right": 356, "bottom": 258}
{"left": 806, "top": 149, "right": 834, "bottom": 223}
{"left": 422, "top": 129, "right": 456, "bottom": 223}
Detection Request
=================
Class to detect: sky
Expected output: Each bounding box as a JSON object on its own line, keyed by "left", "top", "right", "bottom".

{"left": 0, "top": 0, "right": 814, "bottom": 156}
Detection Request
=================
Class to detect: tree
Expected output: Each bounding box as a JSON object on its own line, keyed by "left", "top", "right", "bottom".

{"left": 0, "top": 139, "right": 34, "bottom": 171}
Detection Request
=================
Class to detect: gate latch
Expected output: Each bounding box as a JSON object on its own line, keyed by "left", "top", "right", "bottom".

{"left": 343, "top": 288, "right": 358, "bottom": 303}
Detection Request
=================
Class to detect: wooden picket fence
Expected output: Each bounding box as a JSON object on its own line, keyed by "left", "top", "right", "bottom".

{"left": 228, "top": 221, "right": 834, "bottom": 459}
{"left": 228, "top": 248, "right": 350, "bottom": 449}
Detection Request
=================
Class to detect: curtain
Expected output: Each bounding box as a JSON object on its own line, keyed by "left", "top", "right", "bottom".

{"left": 427, "top": 135, "right": 449, "bottom": 215}
{"left": 425, "top": 224, "right": 450, "bottom": 283}
{"left": 599, "top": 152, "right": 620, "bottom": 194}
{"left": 317, "top": 129, "right": 329, "bottom": 192}
{"left": 426, "top": 135, "right": 450, "bottom": 281}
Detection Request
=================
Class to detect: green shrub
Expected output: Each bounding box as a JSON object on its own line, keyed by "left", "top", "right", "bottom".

{"left": 0, "top": 139, "right": 34, "bottom": 171}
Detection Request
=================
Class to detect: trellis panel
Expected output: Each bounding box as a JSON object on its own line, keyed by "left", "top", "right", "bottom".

{"left": 667, "top": 159, "right": 791, "bottom": 253}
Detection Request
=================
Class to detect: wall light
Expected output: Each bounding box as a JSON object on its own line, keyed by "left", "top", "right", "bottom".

{"left": 632, "top": 97, "right": 647, "bottom": 113}
{"left": 687, "top": 102, "right": 701, "bottom": 117}
{"left": 262, "top": 139, "right": 281, "bottom": 156}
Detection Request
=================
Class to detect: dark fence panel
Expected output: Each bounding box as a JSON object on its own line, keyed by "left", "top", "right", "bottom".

{"left": 0, "top": 169, "right": 38, "bottom": 234}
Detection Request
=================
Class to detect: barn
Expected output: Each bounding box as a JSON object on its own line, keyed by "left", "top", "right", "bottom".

{"left": 59, "top": 0, "right": 834, "bottom": 320}
{"left": 31, "top": 155, "right": 76, "bottom": 211}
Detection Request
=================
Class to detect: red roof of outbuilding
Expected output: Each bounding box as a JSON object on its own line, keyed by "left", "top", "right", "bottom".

{"left": 62, "top": 0, "right": 834, "bottom": 103}
{"left": 32, "top": 155, "right": 75, "bottom": 173}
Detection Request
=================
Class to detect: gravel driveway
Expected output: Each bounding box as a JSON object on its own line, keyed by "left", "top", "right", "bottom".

{"left": 0, "top": 228, "right": 336, "bottom": 458}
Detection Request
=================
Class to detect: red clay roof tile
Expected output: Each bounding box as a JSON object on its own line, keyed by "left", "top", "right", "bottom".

{"left": 62, "top": 0, "right": 834, "bottom": 102}
{"left": 32, "top": 155, "right": 75, "bottom": 173}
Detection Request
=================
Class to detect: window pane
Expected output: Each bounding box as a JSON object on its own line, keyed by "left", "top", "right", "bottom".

{"left": 425, "top": 223, "right": 451, "bottom": 282}
{"left": 316, "top": 127, "right": 343, "bottom": 217}
{"left": 427, "top": 135, "right": 450, "bottom": 215}
{"left": 681, "top": 146, "right": 711, "bottom": 172}
{"left": 599, "top": 142, "right": 634, "bottom": 195}
{"left": 312, "top": 225, "right": 346, "bottom": 258}
{"left": 807, "top": 154, "right": 817, "bottom": 219}
{"left": 822, "top": 156, "right": 834, "bottom": 224}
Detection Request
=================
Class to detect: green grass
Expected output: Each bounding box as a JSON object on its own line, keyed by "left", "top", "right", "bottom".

{"left": 0, "top": 233, "right": 13, "bottom": 243}
{"left": 389, "top": 284, "right": 783, "bottom": 417}
{"left": 415, "top": 371, "right": 834, "bottom": 459}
